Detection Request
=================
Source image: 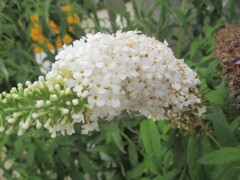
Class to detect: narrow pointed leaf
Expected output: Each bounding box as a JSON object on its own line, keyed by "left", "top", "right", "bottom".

{"left": 140, "top": 119, "right": 162, "bottom": 173}
{"left": 198, "top": 147, "right": 240, "bottom": 165}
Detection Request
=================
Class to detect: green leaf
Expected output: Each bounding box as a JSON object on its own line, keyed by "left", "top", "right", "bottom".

{"left": 30, "top": 176, "right": 42, "bottom": 180}
{"left": 171, "top": 135, "right": 187, "bottom": 169}
{"left": 199, "top": 55, "right": 213, "bottom": 65}
{"left": 15, "top": 167, "right": 28, "bottom": 177}
{"left": 187, "top": 136, "right": 205, "bottom": 180}
{"left": 205, "top": 87, "right": 230, "bottom": 105}
{"left": 152, "top": 175, "right": 164, "bottom": 180}
{"left": 205, "top": 59, "right": 221, "bottom": 89}
{"left": 139, "top": 178, "right": 151, "bottom": 180}
{"left": 79, "top": 152, "right": 97, "bottom": 178}
{"left": 230, "top": 116, "right": 240, "bottom": 132}
{"left": 58, "top": 147, "right": 72, "bottom": 167}
{"left": 26, "top": 146, "right": 36, "bottom": 167}
{"left": 104, "top": 122, "right": 125, "bottom": 153}
{"left": 198, "top": 147, "right": 240, "bottom": 164}
{"left": 189, "top": 40, "right": 199, "bottom": 59}
{"left": 210, "top": 164, "right": 240, "bottom": 180}
{"left": 144, "top": 157, "right": 160, "bottom": 175}
{"left": 157, "top": 120, "right": 171, "bottom": 137}
{"left": 163, "top": 149, "right": 173, "bottom": 169}
{"left": 14, "top": 137, "right": 25, "bottom": 155}
{"left": 91, "top": 145, "right": 114, "bottom": 155}
{"left": 99, "top": 151, "right": 113, "bottom": 162}
{"left": 200, "top": 137, "right": 214, "bottom": 177}
{"left": 210, "top": 104, "right": 237, "bottom": 146}
{"left": 16, "top": 69, "right": 29, "bottom": 84}
{"left": 140, "top": 119, "right": 162, "bottom": 173}
{"left": 128, "top": 143, "right": 138, "bottom": 167}
{"left": 126, "top": 162, "right": 145, "bottom": 179}
{"left": 0, "top": 58, "right": 9, "bottom": 81}
{"left": 164, "top": 168, "right": 181, "bottom": 180}
{"left": 35, "top": 141, "right": 54, "bottom": 168}
{"left": 0, "top": 135, "right": 9, "bottom": 153}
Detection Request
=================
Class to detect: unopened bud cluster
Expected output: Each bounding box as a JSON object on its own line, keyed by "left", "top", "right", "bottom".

{"left": 0, "top": 75, "right": 89, "bottom": 138}
{"left": 0, "top": 31, "right": 209, "bottom": 137}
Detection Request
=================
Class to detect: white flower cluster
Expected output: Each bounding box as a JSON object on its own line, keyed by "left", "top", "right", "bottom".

{"left": 49, "top": 31, "right": 203, "bottom": 134}
{"left": 0, "top": 31, "right": 206, "bottom": 137}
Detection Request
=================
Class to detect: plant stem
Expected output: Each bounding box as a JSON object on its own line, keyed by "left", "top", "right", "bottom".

{"left": 208, "top": 134, "right": 222, "bottom": 149}
{"left": 179, "top": 164, "right": 187, "bottom": 180}
{"left": 119, "top": 130, "right": 145, "bottom": 157}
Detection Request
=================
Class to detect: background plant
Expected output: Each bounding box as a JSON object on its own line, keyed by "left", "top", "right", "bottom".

{"left": 0, "top": 0, "right": 240, "bottom": 179}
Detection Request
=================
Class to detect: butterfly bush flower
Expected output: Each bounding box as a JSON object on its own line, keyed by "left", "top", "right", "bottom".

{"left": 0, "top": 31, "right": 208, "bottom": 137}
{"left": 214, "top": 25, "right": 240, "bottom": 108}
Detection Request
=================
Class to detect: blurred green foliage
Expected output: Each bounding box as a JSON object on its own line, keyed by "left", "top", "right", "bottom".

{"left": 0, "top": 0, "right": 240, "bottom": 179}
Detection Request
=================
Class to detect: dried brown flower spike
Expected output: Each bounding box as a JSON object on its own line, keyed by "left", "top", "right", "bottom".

{"left": 214, "top": 25, "right": 240, "bottom": 108}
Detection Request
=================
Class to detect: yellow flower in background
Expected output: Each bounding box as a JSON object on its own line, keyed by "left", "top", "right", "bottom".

{"left": 48, "top": 20, "right": 60, "bottom": 34}
{"left": 30, "top": 23, "right": 45, "bottom": 42}
{"left": 66, "top": 14, "right": 80, "bottom": 25}
{"left": 30, "top": 15, "right": 39, "bottom": 22}
{"left": 30, "top": 5, "right": 80, "bottom": 54}
{"left": 46, "top": 41, "right": 55, "bottom": 50}
{"left": 60, "top": 5, "right": 72, "bottom": 12}
{"left": 30, "top": 21, "right": 54, "bottom": 53}
{"left": 33, "top": 46, "right": 43, "bottom": 54}
{"left": 56, "top": 36, "right": 62, "bottom": 49}
{"left": 63, "top": 35, "right": 73, "bottom": 46}
{"left": 61, "top": 5, "right": 81, "bottom": 33}
{"left": 30, "top": 16, "right": 55, "bottom": 53}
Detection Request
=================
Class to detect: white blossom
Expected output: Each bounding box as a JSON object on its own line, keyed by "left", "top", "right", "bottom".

{"left": 198, "top": 106, "right": 207, "bottom": 117}
{"left": 72, "top": 99, "right": 79, "bottom": 106}
{"left": 81, "top": 121, "right": 99, "bottom": 134}
{"left": 72, "top": 114, "right": 85, "bottom": 123}
{"left": 48, "top": 31, "right": 204, "bottom": 134}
